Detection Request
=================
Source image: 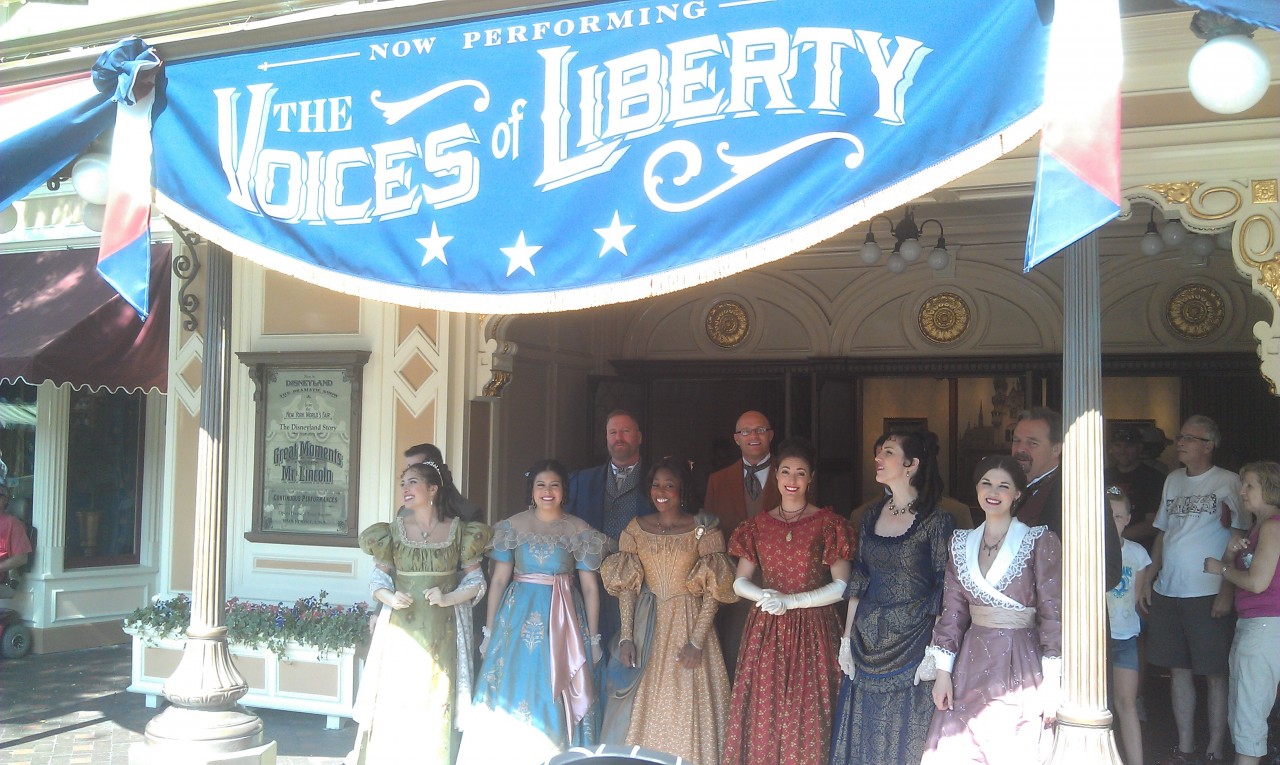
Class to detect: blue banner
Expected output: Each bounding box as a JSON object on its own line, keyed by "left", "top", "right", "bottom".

{"left": 153, "top": 0, "right": 1049, "bottom": 313}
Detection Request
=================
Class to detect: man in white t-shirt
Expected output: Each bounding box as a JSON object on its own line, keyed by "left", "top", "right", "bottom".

{"left": 1138, "top": 415, "right": 1246, "bottom": 765}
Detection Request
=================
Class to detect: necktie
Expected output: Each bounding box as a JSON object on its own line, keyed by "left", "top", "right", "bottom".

{"left": 744, "top": 459, "right": 769, "bottom": 500}
{"left": 613, "top": 464, "right": 632, "bottom": 492}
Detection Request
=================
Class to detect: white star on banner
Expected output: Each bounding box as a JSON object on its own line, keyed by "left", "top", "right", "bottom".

{"left": 594, "top": 211, "right": 636, "bottom": 257}
{"left": 501, "top": 231, "right": 541, "bottom": 276}
{"left": 417, "top": 222, "right": 453, "bottom": 266}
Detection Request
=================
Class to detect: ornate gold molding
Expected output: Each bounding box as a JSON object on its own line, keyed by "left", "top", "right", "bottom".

{"left": 1259, "top": 261, "right": 1280, "bottom": 299}
{"left": 918, "top": 292, "right": 970, "bottom": 344}
{"left": 1166, "top": 284, "right": 1225, "bottom": 340}
{"left": 1144, "top": 181, "right": 1200, "bottom": 205}
{"left": 482, "top": 370, "right": 512, "bottom": 398}
{"left": 1186, "top": 186, "right": 1241, "bottom": 221}
{"left": 1239, "top": 213, "right": 1278, "bottom": 270}
{"left": 1126, "top": 178, "right": 1280, "bottom": 393}
{"left": 1253, "top": 179, "right": 1278, "bottom": 205}
{"left": 706, "top": 300, "right": 749, "bottom": 348}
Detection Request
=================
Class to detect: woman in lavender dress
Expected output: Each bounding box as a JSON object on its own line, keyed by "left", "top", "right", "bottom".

{"left": 922, "top": 455, "right": 1062, "bottom": 765}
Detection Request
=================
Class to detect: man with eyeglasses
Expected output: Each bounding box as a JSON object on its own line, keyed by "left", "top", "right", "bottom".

{"left": 703, "top": 410, "right": 779, "bottom": 681}
{"left": 704, "top": 411, "right": 779, "bottom": 539}
{"left": 1139, "top": 414, "right": 1246, "bottom": 765}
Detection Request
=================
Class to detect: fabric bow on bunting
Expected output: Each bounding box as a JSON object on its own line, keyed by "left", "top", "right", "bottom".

{"left": 92, "top": 38, "right": 163, "bottom": 320}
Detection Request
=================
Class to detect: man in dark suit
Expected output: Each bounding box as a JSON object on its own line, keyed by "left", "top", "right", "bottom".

{"left": 566, "top": 410, "right": 652, "bottom": 648}
{"left": 704, "top": 410, "right": 780, "bottom": 679}
{"left": 1012, "top": 407, "right": 1121, "bottom": 590}
{"left": 566, "top": 410, "right": 652, "bottom": 541}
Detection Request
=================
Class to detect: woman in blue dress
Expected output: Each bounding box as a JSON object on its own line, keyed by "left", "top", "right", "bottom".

{"left": 830, "top": 429, "right": 955, "bottom": 765}
{"left": 458, "top": 459, "right": 608, "bottom": 764}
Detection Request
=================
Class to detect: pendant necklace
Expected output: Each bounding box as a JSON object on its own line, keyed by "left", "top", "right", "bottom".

{"left": 981, "top": 532, "right": 1006, "bottom": 555}
{"left": 412, "top": 512, "right": 439, "bottom": 542}
{"left": 778, "top": 505, "right": 805, "bottom": 542}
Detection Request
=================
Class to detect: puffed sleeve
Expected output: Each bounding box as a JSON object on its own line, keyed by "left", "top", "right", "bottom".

{"left": 927, "top": 530, "right": 971, "bottom": 673}
{"left": 359, "top": 522, "right": 394, "bottom": 565}
{"left": 1034, "top": 529, "right": 1063, "bottom": 669}
{"left": 572, "top": 528, "right": 609, "bottom": 571}
{"left": 927, "top": 510, "right": 958, "bottom": 615}
{"left": 601, "top": 524, "right": 643, "bottom": 641}
{"left": 687, "top": 527, "right": 737, "bottom": 604}
{"left": 821, "top": 510, "right": 856, "bottom": 567}
{"left": 487, "top": 519, "right": 516, "bottom": 563}
{"left": 460, "top": 521, "right": 493, "bottom": 568}
{"left": 687, "top": 526, "right": 738, "bottom": 649}
{"left": 845, "top": 504, "right": 879, "bottom": 600}
{"left": 728, "top": 517, "right": 758, "bottom": 563}
{"left": 601, "top": 525, "right": 643, "bottom": 596}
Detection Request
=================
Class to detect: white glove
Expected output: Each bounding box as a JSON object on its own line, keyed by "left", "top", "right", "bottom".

{"left": 912, "top": 653, "right": 937, "bottom": 685}
{"left": 838, "top": 637, "right": 856, "bottom": 679}
{"left": 773, "top": 580, "right": 848, "bottom": 613}
{"left": 590, "top": 634, "right": 603, "bottom": 664}
{"left": 758, "top": 592, "right": 787, "bottom": 615}
{"left": 479, "top": 626, "right": 491, "bottom": 656}
{"left": 733, "top": 577, "right": 776, "bottom": 602}
{"left": 734, "top": 577, "right": 781, "bottom": 612}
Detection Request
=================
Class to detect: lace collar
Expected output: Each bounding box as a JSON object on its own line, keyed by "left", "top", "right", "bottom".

{"left": 953, "top": 519, "right": 1045, "bottom": 611}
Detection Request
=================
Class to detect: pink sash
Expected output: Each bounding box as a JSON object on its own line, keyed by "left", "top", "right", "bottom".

{"left": 515, "top": 572, "right": 592, "bottom": 731}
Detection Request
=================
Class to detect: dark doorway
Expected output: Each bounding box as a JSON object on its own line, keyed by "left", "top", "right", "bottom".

{"left": 603, "top": 353, "right": 1279, "bottom": 519}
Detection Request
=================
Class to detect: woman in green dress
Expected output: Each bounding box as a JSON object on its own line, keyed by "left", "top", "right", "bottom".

{"left": 353, "top": 459, "right": 492, "bottom": 764}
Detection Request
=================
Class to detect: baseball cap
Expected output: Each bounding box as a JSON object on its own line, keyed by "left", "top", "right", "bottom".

{"left": 1111, "top": 425, "right": 1142, "bottom": 444}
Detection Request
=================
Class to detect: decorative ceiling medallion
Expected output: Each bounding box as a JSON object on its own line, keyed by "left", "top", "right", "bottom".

{"left": 1167, "top": 284, "right": 1225, "bottom": 340}
{"left": 919, "top": 292, "right": 970, "bottom": 344}
{"left": 706, "top": 300, "right": 750, "bottom": 348}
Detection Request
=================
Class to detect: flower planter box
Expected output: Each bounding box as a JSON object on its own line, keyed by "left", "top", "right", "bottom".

{"left": 124, "top": 629, "right": 359, "bottom": 730}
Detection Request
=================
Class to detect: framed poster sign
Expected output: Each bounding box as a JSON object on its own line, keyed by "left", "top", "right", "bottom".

{"left": 238, "top": 351, "right": 370, "bottom": 547}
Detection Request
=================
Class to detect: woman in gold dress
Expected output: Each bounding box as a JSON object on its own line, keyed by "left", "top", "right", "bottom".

{"left": 602, "top": 456, "right": 738, "bottom": 764}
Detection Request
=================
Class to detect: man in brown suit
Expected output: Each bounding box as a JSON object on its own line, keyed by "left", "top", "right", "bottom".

{"left": 705, "top": 410, "right": 780, "bottom": 679}
{"left": 704, "top": 410, "right": 781, "bottom": 536}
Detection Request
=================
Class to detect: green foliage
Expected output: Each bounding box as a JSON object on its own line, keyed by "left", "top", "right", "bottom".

{"left": 124, "top": 591, "right": 371, "bottom": 658}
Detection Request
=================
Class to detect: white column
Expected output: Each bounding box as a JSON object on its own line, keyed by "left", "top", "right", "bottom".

{"left": 1047, "top": 232, "right": 1123, "bottom": 763}
{"left": 133, "top": 244, "right": 276, "bottom": 764}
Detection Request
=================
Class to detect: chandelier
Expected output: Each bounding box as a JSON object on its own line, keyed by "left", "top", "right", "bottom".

{"left": 858, "top": 208, "right": 951, "bottom": 273}
{"left": 1138, "top": 205, "right": 1231, "bottom": 267}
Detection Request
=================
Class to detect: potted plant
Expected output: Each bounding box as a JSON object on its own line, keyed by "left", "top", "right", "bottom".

{"left": 123, "top": 591, "right": 371, "bottom": 729}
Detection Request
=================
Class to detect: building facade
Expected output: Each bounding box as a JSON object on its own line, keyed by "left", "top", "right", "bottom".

{"left": 0, "top": 0, "right": 1276, "bottom": 652}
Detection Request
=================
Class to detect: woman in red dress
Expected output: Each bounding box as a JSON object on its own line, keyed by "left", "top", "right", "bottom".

{"left": 722, "top": 437, "right": 855, "bottom": 765}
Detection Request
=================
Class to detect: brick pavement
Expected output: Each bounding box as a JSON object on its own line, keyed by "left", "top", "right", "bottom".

{"left": 0, "top": 645, "right": 355, "bottom": 765}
